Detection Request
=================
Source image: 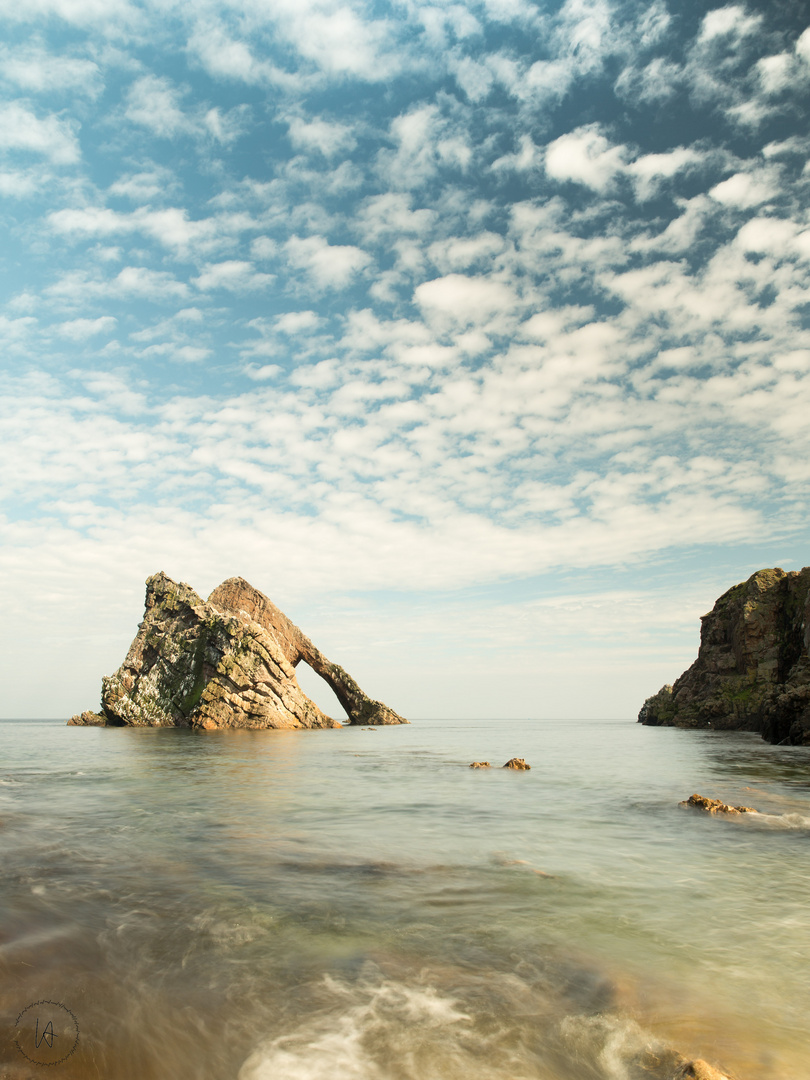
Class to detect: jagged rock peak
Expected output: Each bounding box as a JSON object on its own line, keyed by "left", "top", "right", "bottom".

{"left": 639, "top": 565, "right": 810, "bottom": 745}
{"left": 68, "top": 572, "right": 408, "bottom": 730}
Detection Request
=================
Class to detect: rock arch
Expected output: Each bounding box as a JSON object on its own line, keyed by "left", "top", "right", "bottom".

{"left": 69, "top": 572, "right": 407, "bottom": 729}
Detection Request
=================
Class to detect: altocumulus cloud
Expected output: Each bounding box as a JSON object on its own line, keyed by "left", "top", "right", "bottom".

{"left": 0, "top": 0, "right": 809, "bottom": 718}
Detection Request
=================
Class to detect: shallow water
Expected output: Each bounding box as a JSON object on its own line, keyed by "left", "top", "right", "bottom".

{"left": 2, "top": 717, "right": 809, "bottom": 1079}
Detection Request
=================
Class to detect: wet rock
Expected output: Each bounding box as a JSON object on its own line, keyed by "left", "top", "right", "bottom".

{"left": 67, "top": 710, "right": 107, "bottom": 726}
{"left": 502, "top": 757, "right": 531, "bottom": 769}
{"left": 469, "top": 761, "right": 491, "bottom": 768}
{"left": 679, "top": 793, "right": 758, "bottom": 815}
{"left": 673, "top": 1058, "right": 734, "bottom": 1080}
{"left": 70, "top": 572, "right": 407, "bottom": 730}
{"left": 638, "top": 565, "right": 810, "bottom": 745}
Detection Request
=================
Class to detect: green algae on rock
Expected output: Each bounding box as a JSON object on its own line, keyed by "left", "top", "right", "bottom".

{"left": 68, "top": 572, "right": 408, "bottom": 730}
{"left": 639, "top": 566, "right": 810, "bottom": 745}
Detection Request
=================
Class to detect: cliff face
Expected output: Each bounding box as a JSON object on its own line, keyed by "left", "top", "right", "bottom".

{"left": 639, "top": 567, "right": 810, "bottom": 745}
{"left": 69, "top": 572, "right": 407, "bottom": 730}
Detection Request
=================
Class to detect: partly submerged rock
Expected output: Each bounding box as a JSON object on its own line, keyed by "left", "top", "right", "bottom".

{"left": 638, "top": 566, "right": 810, "bottom": 745}
{"left": 673, "top": 1059, "right": 734, "bottom": 1080}
{"left": 502, "top": 757, "right": 531, "bottom": 769}
{"left": 679, "top": 794, "right": 758, "bottom": 815}
{"left": 469, "top": 761, "right": 491, "bottom": 768}
{"left": 72, "top": 572, "right": 407, "bottom": 730}
{"left": 67, "top": 710, "right": 107, "bottom": 726}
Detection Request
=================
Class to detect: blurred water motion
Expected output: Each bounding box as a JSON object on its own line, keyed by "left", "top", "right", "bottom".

{"left": 2, "top": 717, "right": 809, "bottom": 1079}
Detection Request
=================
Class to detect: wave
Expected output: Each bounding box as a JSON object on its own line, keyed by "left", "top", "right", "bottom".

{"left": 745, "top": 811, "right": 810, "bottom": 830}
{"left": 237, "top": 970, "right": 706, "bottom": 1080}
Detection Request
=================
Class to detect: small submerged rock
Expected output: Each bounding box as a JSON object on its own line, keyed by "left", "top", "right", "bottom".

{"left": 680, "top": 793, "right": 758, "bottom": 815}
{"left": 502, "top": 757, "right": 531, "bottom": 770}
{"left": 469, "top": 761, "right": 491, "bottom": 768}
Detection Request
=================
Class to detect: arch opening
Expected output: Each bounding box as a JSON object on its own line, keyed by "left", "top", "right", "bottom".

{"left": 294, "top": 659, "right": 349, "bottom": 722}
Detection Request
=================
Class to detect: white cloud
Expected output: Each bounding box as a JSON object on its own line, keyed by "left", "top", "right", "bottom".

{"left": 491, "top": 133, "right": 539, "bottom": 173}
{"left": 125, "top": 75, "right": 189, "bottom": 138}
{"left": 709, "top": 169, "right": 778, "bottom": 209}
{"left": 55, "top": 316, "right": 117, "bottom": 339}
{"left": 275, "top": 310, "right": 321, "bottom": 334}
{"left": 129, "top": 307, "right": 205, "bottom": 343}
{"left": 124, "top": 75, "right": 248, "bottom": 144}
{"left": 0, "top": 0, "right": 135, "bottom": 26}
{"left": 428, "top": 232, "right": 506, "bottom": 273}
{"left": 138, "top": 342, "right": 212, "bottom": 363}
{"left": 356, "top": 193, "right": 436, "bottom": 243}
{"left": 286, "top": 234, "right": 372, "bottom": 289}
{"left": 451, "top": 55, "right": 495, "bottom": 102}
{"left": 46, "top": 266, "right": 189, "bottom": 303}
{"left": 192, "top": 260, "right": 275, "bottom": 291}
{"left": 108, "top": 167, "right": 178, "bottom": 202}
{"left": 545, "top": 125, "right": 627, "bottom": 192}
{"left": 0, "top": 314, "right": 37, "bottom": 341}
{"left": 276, "top": 3, "right": 396, "bottom": 79}
{"left": 251, "top": 236, "right": 279, "bottom": 260}
{"left": 48, "top": 204, "right": 259, "bottom": 257}
{"left": 698, "top": 5, "right": 762, "bottom": 43}
{"left": 0, "top": 167, "right": 42, "bottom": 196}
{"left": 187, "top": 19, "right": 300, "bottom": 89}
{"left": 756, "top": 53, "right": 794, "bottom": 96}
{"left": 414, "top": 273, "right": 518, "bottom": 332}
{"left": 0, "top": 44, "right": 101, "bottom": 95}
{"left": 734, "top": 216, "right": 810, "bottom": 260}
{"left": 0, "top": 101, "right": 79, "bottom": 163}
{"left": 630, "top": 194, "right": 714, "bottom": 254}
{"left": 615, "top": 56, "right": 683, "bottom": 105}
{"left": 287, "top": 115, "right": 357, "bottom": 157}
{"left": 628, "top": 147, "right": 704, "bottom": 200}
{"left": 377, "top": 104, "right": 472, "bottom": 189}
{"left": 553, "top": 0, "right": 615, "bottom": 76}
{"left": 244, "top": 363, "right": 282, "bottom": 381}
{"left": 636, "top": 0, "right": 671, "bottom": 47}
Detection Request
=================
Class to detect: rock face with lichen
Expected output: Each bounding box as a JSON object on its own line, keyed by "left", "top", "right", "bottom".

{"left": 68, "top": 572, "right": 408, "bottom": 730}
{"left": 208, "top": 577, "right": 406, "bottom": 726}
{"left": 639, "top": 566, "right": 810, "bottom": 745}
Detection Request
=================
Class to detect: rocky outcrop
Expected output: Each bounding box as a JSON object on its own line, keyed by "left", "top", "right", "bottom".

{"left": 68, "top": 710, "right": 107, "bottom": 726}
{"left": 639, "top": 566, "right": 810, "bottom": 745}
{"left": 68, "top": 572, "right": 407, "bottom": 730}
{"left": 679, "top": 794, "right": 758, "bottom": 815}
{"left": 502, "top": 757, "right": 531, "bottom": 769}
{"left": 208, "top": 578, "right": 406, "bottom": 726}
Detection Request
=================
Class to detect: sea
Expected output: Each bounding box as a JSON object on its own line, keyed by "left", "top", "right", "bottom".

{"left": 2, "top": 716, "right": 810, "bottom": 1080}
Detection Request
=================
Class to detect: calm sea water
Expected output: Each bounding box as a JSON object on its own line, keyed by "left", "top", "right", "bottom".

{"left": 2, "top": 717, "right": 810, "bottom": 1080}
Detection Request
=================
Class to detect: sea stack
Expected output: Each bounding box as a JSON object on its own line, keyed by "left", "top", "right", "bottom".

{"left": 69, "top": 572, "right": 408, "bottom": 730}
{"left": 639, "top": 566, "right": 810, "bottom": 745}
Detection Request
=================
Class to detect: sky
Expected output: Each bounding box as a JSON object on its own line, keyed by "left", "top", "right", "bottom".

{"left": 0, "top": 0, "right": 809, "bottom": 720}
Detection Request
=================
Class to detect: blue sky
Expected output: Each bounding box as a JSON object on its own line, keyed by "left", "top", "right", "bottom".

{"left": 1, "top": 0, "right": 809, "bottom": 719}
